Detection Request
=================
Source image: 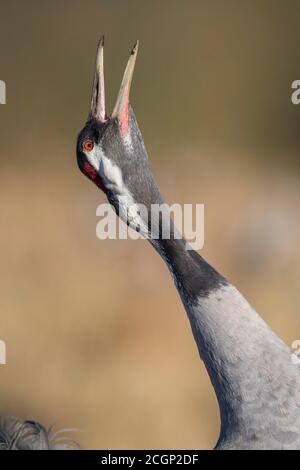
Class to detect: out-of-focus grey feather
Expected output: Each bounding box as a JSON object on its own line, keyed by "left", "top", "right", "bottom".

{"left": 0, "top": 416, "right": 79, "bottom": 450}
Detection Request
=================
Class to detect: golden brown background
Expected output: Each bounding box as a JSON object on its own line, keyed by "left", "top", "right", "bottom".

{"left": 0, "top": 0, "right": 300, "bottom": 449}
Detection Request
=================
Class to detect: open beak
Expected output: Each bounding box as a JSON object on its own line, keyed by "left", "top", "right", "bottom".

{"left": 89, "top": 37, "right": 139, "bottom": 134}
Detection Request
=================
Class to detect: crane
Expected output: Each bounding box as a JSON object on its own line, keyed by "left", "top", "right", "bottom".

{"left": 76, "top": 37, "right": 300, "bottom": 450}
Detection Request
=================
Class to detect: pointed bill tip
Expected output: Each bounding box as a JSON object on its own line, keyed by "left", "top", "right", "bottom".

{"left": 95, "top": 35, "right": 104, "bottom": 68}
{"left": 96, "top": 35, "right": 104, "bottom": 52}
{"left": 131, "top": 40, "right": 139, "bottom": 55}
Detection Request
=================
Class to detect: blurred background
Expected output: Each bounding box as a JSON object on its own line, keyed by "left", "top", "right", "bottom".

{"left": 0, "top": 0, "right": 300, "bottom": 449}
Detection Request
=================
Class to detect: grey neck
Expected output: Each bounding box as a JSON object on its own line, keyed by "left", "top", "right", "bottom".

{"left": 149, "top": 227, "right": 294, "bottom": 446}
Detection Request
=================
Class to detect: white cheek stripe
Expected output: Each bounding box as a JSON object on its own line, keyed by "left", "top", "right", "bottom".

{"left": 99, "top": 155, "right": 124, "bottom": 193}
{"left": 87, "top": 145, "right": 149, "bottom": 238}
{"left": 86, "top": 152, "right": 100, "bottom": 172}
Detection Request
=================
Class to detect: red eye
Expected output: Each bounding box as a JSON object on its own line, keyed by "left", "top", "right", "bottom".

{"left": 83, "top": 139, "right": 94, "bottom": 152}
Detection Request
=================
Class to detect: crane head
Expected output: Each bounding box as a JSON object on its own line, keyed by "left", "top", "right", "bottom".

{"left": 77, "top": 38, "right": 162, "bottom": 231}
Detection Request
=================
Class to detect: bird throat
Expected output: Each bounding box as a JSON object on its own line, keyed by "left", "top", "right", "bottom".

{"left": 83, "top": 161, "right": 107, "bottom": 193}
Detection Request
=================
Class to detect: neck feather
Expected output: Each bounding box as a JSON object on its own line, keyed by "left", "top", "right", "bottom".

{"left": 150, "top": 227, "right": 293, "bottom": 445}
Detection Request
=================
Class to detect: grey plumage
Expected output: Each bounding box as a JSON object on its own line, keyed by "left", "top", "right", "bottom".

{"left": 76, "top": 39, "right": 300, "bottom": 449}
{"left": 185, "top": 285, "right": 300, "bottom": 449}
{"left": 0, "top": 417, "right": 79, "bottom": 450}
